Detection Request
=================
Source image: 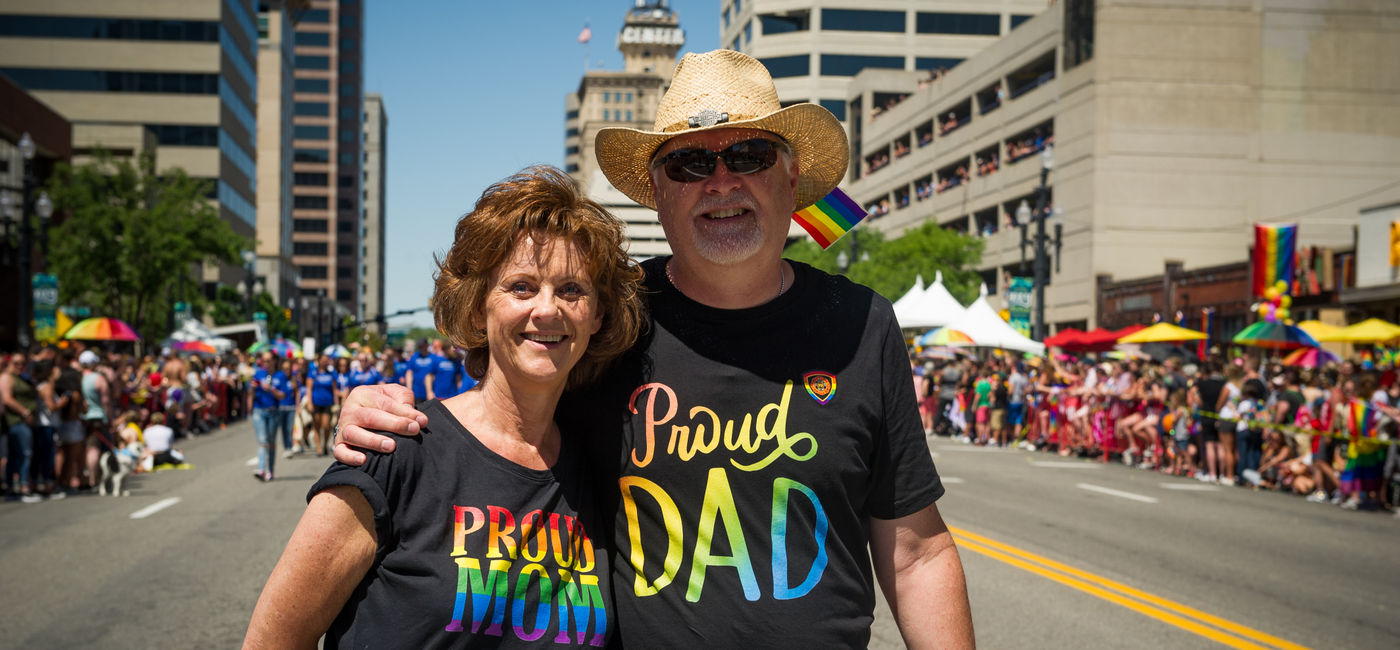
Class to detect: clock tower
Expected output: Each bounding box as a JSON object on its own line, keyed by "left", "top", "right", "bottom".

{"left": 618, "top": 0, "right": 685, "bottom": 82}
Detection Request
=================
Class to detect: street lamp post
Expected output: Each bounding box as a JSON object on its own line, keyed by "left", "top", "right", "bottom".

{"left": 1017, "top": 146, "right": 1063, "bottom": 342}
{"left": 15, "top": 133, "right": 54, "bottom": 349}
{"left": 242, "top": 249, "right": 256, "bottom": 319}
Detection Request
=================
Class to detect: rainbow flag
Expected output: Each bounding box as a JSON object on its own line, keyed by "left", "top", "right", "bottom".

{"left": 793, "top": 188, "right": 867, "bottom": 250}
{"left": 1252, "top": 223, "right": 1297, "bottom": 296}
{"left": 1348, "top": 399, "right": 1376, "bottom": 439}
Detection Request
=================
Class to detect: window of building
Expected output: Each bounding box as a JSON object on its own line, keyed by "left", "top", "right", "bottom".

{"left": 340, "top": 82, "right": 356, "bottom": 96}
{"left": 299, "top": 9, "right": 330, "bottom": 23}
{"left": 0, "top": 67, "right": 218, "bottom": 94}
{"left": 294, "top": 148, "right": 330, "bottom": 163}
{"left": 148, "top": 124, "right": 218, "bottom": 146}
{"left": 758, "top": 54, "right": 809, "bottom": 78}
{"left": 916, "top": 12, "right": 999, "bottom": 35}
{"left": 626, "top": 110, "right": 632, "bottom": 121}
{"left": 566, "top": 109, "right": 579, "bottom": 120}
{"left": 339, "top": 37, "right": 355, "bottom": 51}
{"left": 819, "top": 54, "right": 902, "bottom": 77}
{"left": 300, "top": 264, "right": 328, "bottom": 279}
{"left": 294, "top": 78, "right": 330, "bottom": 93}
{"left": 338, "top": 220, "right": 354, "bottom": 232}
{"left": 294, "top": 31, "right": 330, "bottom": 46}
{"left": 744, "top": 21, "right": 752, "bottom": 46}
{"left": 293, "top": 195, "right": 328, "bottom": 209}
{"left": 565, "top": 127, "right": 579, "bottom": 137}
{"left": 759, "top": 11, "right": 809, "bottom": 34}
{"left": 294, "top": 125, "right": 329, "bottom": 140}
{"left": 1064, "top": 0, "right": 1095, "bottom": 69}
{"left": 0, "top": 15, "right": 219, "bottom": 42}
{"left": 336, "top": 198, "right": 354, "bottom": 210}
{"left": 296, "top": 55, "right": 329, "bottom": 70}
{"left": 565, "top": 162, "right": 579, "bottom": 173}
{"left": 338, "top": 175, "right": 353, "bottom": 187}
{"left": 339, "top": 106, "right": 356, "bottom": 119}
{"left": 339, "top": 129, "right": 355, "bottom": 142}
{"left": 820, "top": 9, "right": 904, "bottom": 33}
{"left": 339, "top": 153, "right": 355, "bottom": 164}
{"left": 340, "top": 15, "right": 356, "bottom": 28}
{"left": 1010, "top": 14, "right": 1035, "bottom": 30}
{"left": 339, "top": 61, "right": 356, "bottom": 74}
{"left": 626, "top": 92, "right": 633, "bottom": 102}
{"left": 565, "top": 145, "right": 579, "bottom": 155}
{"left": 337, "top": 289, "right": 353, "bottom": 302}
{"left": 915, "top": 57, "right": 963, "bottom": 73}
{"left": 294, "top": 101, "right": 329, "bottom": 116}
{"left": 337, "top": 266, "right": 354, "bottom": 279}
{"left": 817, "top": 99, "right": 847, "bottom": 122}
{"left": 294, "top": 172, "right": 328, "bottom": 185}
{"left": 338, "top": 244, "right": 354, "bottom": 256}
{"left": 293, "top": 218, "right": 328, "bottom": 232}
{"left": 293, "top": 241, "right": 327, "bottom": 256}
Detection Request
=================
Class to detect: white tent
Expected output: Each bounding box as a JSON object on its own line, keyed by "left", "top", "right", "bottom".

{"left": 894, "top": 271, "right": 966, "bottom": 330}
{"left": 943, "top": 283, "right": 1045, "bottom": 355}
{"left": 163, "top": 315, "right": 237, "bottom": 352}
{"left": 891, "top": 274, "right": 926, "bottom": 315}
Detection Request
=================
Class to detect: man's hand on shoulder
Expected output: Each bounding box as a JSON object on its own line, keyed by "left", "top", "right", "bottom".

{"left": 331, "top": 384, "right": 429, "bottom": 466}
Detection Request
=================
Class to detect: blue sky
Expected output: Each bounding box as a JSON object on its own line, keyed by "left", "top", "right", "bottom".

{"left": 363, "top": 1, "right": 719, "bottom": 328}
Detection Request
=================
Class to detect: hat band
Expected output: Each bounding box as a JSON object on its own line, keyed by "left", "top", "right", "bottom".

{"left": 659, "top": 111, "right": 760, "bottom": 134}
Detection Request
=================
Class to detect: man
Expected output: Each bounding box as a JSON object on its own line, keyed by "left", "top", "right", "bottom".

{"left": 402, "top": 339, "right": 436, "bottom": 401}
{"left": 332, "top": 50, "right": 972, "bottom": 647}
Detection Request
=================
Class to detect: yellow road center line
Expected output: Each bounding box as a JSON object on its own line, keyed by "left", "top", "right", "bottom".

{"left": 951, "top": 526, "right": 1309, "bottom": 650}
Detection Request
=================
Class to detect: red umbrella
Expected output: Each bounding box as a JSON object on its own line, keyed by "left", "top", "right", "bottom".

{"left": 1044, "top": 328, "right": 1086, "bottom": 349}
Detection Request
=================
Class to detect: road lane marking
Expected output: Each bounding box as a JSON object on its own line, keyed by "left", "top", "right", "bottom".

{"left": 130, "top": 497, "right": 181, "bottom": 520}
{"left": 1077, "top": 483, "right": 1159, "bottom": 503}
{"left": 941, "top": 477, "right": 965, "bottom": 484}
{"left": 950, "top": 526, "right": 1309, "bottom": 650}
{"left": 1159, "top": 483, "right": 1220, "bottom": 491}
{"left": 246, "top": 457, "right": 259, "bottom": 466}
{"left": 1030, "top": 461, "right": 1102, "bottom": 469}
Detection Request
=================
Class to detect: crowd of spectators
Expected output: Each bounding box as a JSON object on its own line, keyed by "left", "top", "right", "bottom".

{"left": 1007, "top": 130, "right": 1054, "bottom": 163}
{"left": 935, "top": 166, "right": 970, "bottom": 194}
{"left": 0, "top": 339, "right": 471, "bottom": 501}
{"left": 914, "top": 350, "right": 1400, "bottom": 514}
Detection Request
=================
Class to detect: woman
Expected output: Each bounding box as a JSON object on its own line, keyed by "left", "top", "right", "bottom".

{"left": 1, "top": 352, "right": 41, "bottom": 502}
{"left": 33, "top": 359, "right": 67, "bottom": 498}
{"left": 273, "top": 357, "right": 299, "bottom": 459}
{"left": 305, "top": 354, "right": 338, "bottom": 456}
{"left": 245, "top": 166, "right": 642, "bottom": 647}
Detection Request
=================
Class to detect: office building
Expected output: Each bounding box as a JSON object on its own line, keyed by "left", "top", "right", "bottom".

{"left": 361, "top": 92, "right": 386, "bottom": 331}
{"left": 288, "top": 0, "right": 362, "bottom": 314}
{"left": 721, "top": 0, "right": 1047, "bottom": 123}
{"left": 843, "top": 0, "right": 1400, "bottom": 333}
{"left": 565, "top": 0, "right": 685, "bottom": 259}
{"left": 256, "top": 0, "right": 299, "bottom": 307}
{"left": 0, "top": 0, "right": 263, "bottom": 288}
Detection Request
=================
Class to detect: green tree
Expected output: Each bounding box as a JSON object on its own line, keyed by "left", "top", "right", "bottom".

{"left": 784, "top": 221, "right": 984, "bottom": 303}
{"left": 44, "top": 150, "right": 247, "bottom": 342}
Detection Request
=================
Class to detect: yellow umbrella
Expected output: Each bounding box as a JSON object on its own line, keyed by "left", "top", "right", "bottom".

{"left": 1315, "top": 318, "right": 1400, "bottom": 344}
{"left": 1117, "top": 322, "right": 1208, "bottom": 344}
{"left": 1295, "top": 320, "right": 1341, "bottom": 342}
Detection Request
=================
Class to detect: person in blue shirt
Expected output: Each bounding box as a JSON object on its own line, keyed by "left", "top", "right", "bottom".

{"left": 306, "top": 355, "right": 338, "bottom": 456}
{"left": 349, "top": 353, "right": 380, "bottom": 389}
{"left": 273, "top": 356, "right": 301, "bottom": 458}
{"left": 404, "top": 340, "right": 436, "bottom": 401}
{"left": 430, "top": 347, "right": 466, "bottom": 399}
{"left": 250, "top": 351, "right": 284, "bottom": 481}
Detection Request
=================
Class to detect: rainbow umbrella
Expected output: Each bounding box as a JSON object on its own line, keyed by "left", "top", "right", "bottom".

{"left": 1296, "top": 320, "right": 1341, "bottom": 342}
{"left": 1117, "top": 322, "right": 1207, "bottom": 344}
{"left": 171, "top": 340, "right": 218, "bottom": 355}
{"left": 248, "top": 338, "right": 301, "bottom": 358}
{"left": 916, "top": 327, "right": 975, "bottom": 347}
{"left": 322, "top": 343, "right": 352, "bottom": 359}
{"left": 1315, "top": 318, "right": 1400, "bottom": 344}
{"left": 63, "top": 317, "right": 140, "bottom": 341}
{"left": 1282, "top": 347, "right": 1339, "bottom": 368}
{"left": 1231, "top": 320, "right": 1320, "bottom": 350}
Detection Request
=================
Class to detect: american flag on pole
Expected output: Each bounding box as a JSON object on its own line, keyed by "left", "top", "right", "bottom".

{"left": 578, "top": 23, "right": 591, "bottom": 44}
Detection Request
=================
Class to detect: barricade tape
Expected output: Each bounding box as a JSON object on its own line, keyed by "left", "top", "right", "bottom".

{"left": 1190, "top": 409, "right": 1397, "bottom": 446}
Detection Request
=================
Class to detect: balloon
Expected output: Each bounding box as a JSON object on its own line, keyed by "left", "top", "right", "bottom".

{"left": 1265, "top": 287, "right": 1279, "bottom": 301}
{"left": 1265, "top": 305, "right": 1277, "bottom": 322}
{"left": 1256, "top": 305, "right": 1269, "bottom": 318}
{"left": 1279, "top": 295, "right": 1292, "bottom": 308}
{"left": 1275, "top": 280, "right": 1288, "bottom": 293}
{"left": 1277, "top": 307, "right": 1290, "bottom": 321}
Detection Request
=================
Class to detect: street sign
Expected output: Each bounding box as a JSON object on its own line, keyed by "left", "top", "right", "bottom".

{"left": 32, "top": 273, "right": 58, "bottom": 342}
{"left": 1008, "top": 276, "right": 1034, "bottom": 338}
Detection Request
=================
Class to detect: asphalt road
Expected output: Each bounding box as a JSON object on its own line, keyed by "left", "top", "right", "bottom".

{"left": 3, "top": 421, "right": 1396, "bottom": 648}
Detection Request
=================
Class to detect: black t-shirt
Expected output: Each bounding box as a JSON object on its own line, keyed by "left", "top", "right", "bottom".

{"left": 564, "top": 258, "right": 943, "bottom": 647}
{"left": 310, "top": 400, "right": 613, "bottom": 648}
{"left": 1195, "top": 376, "right": 1225, "bottom": 421}
{"left": 992, "top": 372, "right": 1009, "bottom": 409}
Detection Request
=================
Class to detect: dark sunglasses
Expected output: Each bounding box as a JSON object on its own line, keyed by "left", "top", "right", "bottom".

{"left": 651, "top": 138, "right": 789, "bottom": 183}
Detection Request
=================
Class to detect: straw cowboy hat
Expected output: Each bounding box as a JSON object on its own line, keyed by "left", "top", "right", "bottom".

{"left": 596, "top": 49, "right": 849, "bottom": 211}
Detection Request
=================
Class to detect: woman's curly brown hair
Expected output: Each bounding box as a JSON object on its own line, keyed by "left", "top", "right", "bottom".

{"left": 433, "top": 165, "right": 645, "bottom": 388}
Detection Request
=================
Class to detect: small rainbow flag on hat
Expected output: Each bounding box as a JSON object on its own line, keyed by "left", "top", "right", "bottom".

{"left": 792, "top": 187, "right": 867, "bottom": 250}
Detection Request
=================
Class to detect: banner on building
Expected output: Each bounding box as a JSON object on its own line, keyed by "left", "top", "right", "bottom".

{"left": 32, "top": 274, "right": 59, "bottom": 342}
{"left": 1390, "top": 220, "right": 1400, "bottom": 267}
{"left": 1007, "top": 276, "right": 1033, "bottom": 337}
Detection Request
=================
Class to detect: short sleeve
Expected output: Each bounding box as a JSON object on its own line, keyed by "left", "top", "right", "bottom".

{"left": 308, "top": 454, "right": 398, "bottom": 555}
{"left": 869, "top": 309, "right": 944, "bottom": 520}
